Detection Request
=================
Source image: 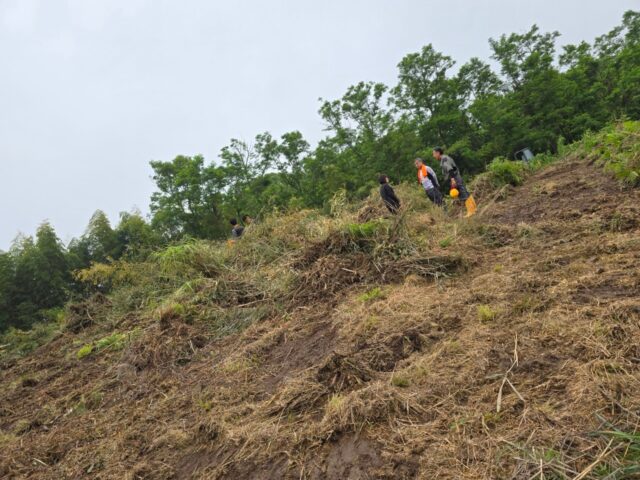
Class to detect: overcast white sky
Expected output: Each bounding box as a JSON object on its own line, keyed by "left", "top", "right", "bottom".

{"left": 1, "top": 0, "right": 636, "bottom": 249}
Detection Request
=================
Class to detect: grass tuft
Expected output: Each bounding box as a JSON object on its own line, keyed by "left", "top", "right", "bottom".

{"left": 477, "top": 305, "right": 496, "bottom": 322}
{"left": 359, "top": 287, "right": 384, "bottom": 303}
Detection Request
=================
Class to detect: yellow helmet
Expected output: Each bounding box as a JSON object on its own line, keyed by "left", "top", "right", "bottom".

{"left": 450, "top": 188, "right": 460, "bottom": 198}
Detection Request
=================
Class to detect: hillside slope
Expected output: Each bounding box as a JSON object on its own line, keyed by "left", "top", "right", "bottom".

{"left": 1, "top": 136, "right": 640, "bottom": 479}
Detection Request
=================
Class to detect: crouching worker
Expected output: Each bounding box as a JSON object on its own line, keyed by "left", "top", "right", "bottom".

{"left": 414, "top": 158, "right": 443, "bottom": 206}
{"left": 379, "top": 175, "right": 401, "bottom": 214}
{"left": 230, "top": 218, "right": 244, "bottom": 240}
{"left": 432, "top": 147, "right": 477, "bottom": 217}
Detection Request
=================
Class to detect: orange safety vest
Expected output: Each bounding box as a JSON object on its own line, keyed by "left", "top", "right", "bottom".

{"left": 417, "top": 165, "right": 428, "bottom": 182}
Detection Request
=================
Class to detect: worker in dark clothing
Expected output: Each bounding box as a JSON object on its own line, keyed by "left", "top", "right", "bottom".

{"left": 230, "top": 218, "right": 244, "bottom": 240}
{"left": 379, "top": 175, "right": 401, "bottom": 214}
{"left": 414, "top": 158, "right": 443, "bottom": 206}
{"left": 432, "top": 147, "right": 477, "bottom": 217}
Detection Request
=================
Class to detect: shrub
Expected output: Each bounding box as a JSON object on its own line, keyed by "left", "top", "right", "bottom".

{"left": 0, "top": 322, "right": 61, "bottom": 360}
{"left": 346, "top": 220, "right": 385, "bottom": 239}
{"left": 572, "top": 121, "right": 640, "bottom": 186}
{"left": 486, "top": 158, "right": 528, "bottom": 187}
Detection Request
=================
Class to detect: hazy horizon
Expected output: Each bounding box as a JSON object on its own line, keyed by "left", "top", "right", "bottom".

{"left": 1, "top": 0, "right": 636, "bottom": 250}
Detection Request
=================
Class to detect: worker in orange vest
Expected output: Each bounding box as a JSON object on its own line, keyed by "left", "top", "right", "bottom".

{"left": 414, "top": 158, "right": 443, "bottom": 206}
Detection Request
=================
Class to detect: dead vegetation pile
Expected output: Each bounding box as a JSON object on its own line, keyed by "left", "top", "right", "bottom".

{"left": 1, "top": 140, "right": 640, "bottom": 479}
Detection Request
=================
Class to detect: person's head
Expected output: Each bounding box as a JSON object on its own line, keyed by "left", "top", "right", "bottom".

{"left": 414, "top": 157, "right": 424, "bottom": 169}
{"left": 230, "top": 218, "right": 238, "bottom": 226}
{"left": 432, "top": 147, "right": 444, "bottom": 160}
{"left": 242, "top": 215, "right": 252, "bottom": 224}
{"left": 378, "top": 174, "right": 389, "bottom": 185}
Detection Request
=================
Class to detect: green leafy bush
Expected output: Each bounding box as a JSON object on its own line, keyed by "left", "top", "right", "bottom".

{"left": 0, "top": 322, "right": 61, "bottom": 360}
{"left": 574, "top": 121, "right": 640, "bottom": 186}
{"left": 486, "top": 158, "right": 528, "bottom": 187}
{"left": 346, "top": 220, "right": 386, "bottom": 239}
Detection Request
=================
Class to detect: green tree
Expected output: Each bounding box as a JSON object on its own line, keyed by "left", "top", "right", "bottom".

{"left": 391, "top": 45, "right": 474, "bottom": 162}
{"left": 219, "top": 139, "right": 259, "bottom": 217}
{"left": 150, "top": 155, "right": 226, "bottom": 239}
{"left": 34, "top": 222, "right": 70, "bottom": 309}
{"left": 275, "top": 131, "right": 310, "bottom": 203}
{"left": 9, "top": 224, "right": 69, "bottom": 329}
{"left": 489, "top": 25, "right": 560, "bottom": 90}
{"left": 11, "top": 235, "right": 43, "bottom": 328}
{"left": 115, "top": 210, "right": 160, "bottom": 259}
{"left": 317, "top": 82, "right": 395, "bottom": 199}
{"left": 83, "top": 211, "right": 119, "bottom": 263}
{"left": 391, "top": 45, "right": 455, "bottom": 120}
{"left": 0, "top": 252, "right": 15, "bottom": 331}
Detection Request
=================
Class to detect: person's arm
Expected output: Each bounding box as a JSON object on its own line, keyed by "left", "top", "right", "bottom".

{"left": 426, "top": 169, "right": 439, "bottom": 187}
{"left": 445, "top": 157, "right": 458, "bottom": 176}
{"left": 380, "top": 184, "right": 388, "bottom": 201}
{"left": 388, "top": 185, "right": 400, "bottom": 204}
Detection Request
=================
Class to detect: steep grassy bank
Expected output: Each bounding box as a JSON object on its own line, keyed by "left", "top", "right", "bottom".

{"left": 1, "top": 122, "right": 640, "bottom": 479}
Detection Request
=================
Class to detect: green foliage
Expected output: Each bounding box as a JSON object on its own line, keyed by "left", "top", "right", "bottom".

{"left": 475, "top": 150, "right": 565, "bottom": 193}
{"left": 486, "top": 158, "right": 528, "bottom": 187}
{"left": 81, "top": 390, "right": 104, "bottom": 411}
{"left": 115, "top": 211, "right": 162, "bottom": 259}
{"left": 345, "top": 221, "right": 385, "bottom": 239}
{"left": 1, "top": 222, "right": 71, "bottom": 331}
{"left": 573, "top": 120, "right": 640, "bottom": 185}
{"left": 150, "top": 155, "right": 227, "bottom": 240}
{"left": 0, "top": 321, "right": 61, "bottom": 359}
{"left": 135, "top": 9, "right": 640, "bottom": 224}
{"left": 83, "top": 211, "right": 119, "bottom": 263}
{"left": 76, "top": 343, "right": 94, "bottom": 359}
{"left": 95, "top": 332, "right": 128, "bottom": 351}
{"left": 594, "top": 425, "right": 640, "bottom": 477}
{"left": 359, "top": 287, "right": 384, "bottom": 303}
{"left": 0, "top": 252, "right": 14, "bottom": 331}
{"left": 439, "top": 236, "right": 454, "bottom": 249}
{"left": 477, "top": 305, "right": 497, "bottom": 322}
{"left": 77, "top": 332, "right": 129, "bottom": 360}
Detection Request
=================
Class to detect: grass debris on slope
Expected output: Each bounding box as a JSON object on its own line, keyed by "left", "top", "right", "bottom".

{"left": 1, "top": 122, "right": 640, "bottom": 479}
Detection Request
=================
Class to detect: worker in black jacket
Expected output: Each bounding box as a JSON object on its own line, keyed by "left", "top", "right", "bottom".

{"left": 433, "top": 147, "right": 477, "bottom": 217}
{"left": 379, "top": 175, "right": 401, "bottom": 214}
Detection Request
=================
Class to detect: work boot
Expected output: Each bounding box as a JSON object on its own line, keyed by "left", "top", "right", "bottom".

{"left": 465, "top": 196, "right": 477, "bottom": 217}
